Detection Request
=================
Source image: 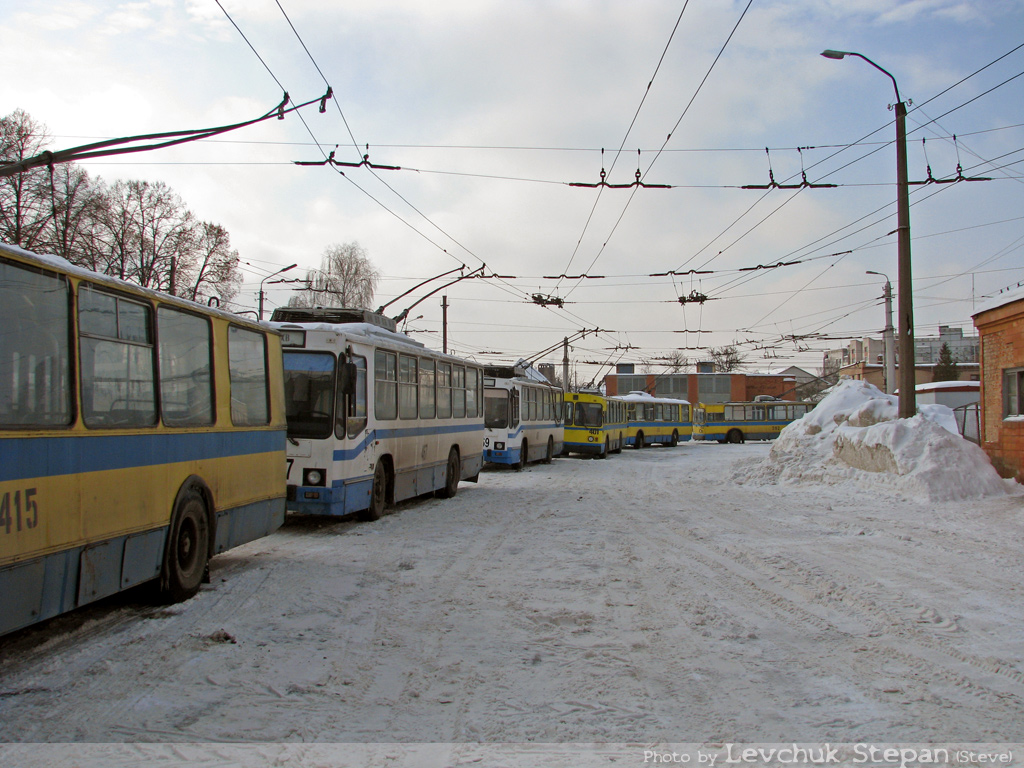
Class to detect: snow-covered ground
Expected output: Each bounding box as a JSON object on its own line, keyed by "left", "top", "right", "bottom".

{"left": 2, "top": 382, "right": 1023, "bottom": 767}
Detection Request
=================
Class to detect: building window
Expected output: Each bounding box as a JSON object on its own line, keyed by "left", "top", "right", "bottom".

{"left": 1004, "top": 368, "right": 1024, "bottom": 418}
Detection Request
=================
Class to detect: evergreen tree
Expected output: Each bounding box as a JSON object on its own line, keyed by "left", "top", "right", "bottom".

{"left": 933, "top": 342, "right": 960, "bottom": 382}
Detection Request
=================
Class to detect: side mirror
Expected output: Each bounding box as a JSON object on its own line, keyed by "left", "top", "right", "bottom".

{"left": 339, "top": 362, "right": 358, "bottom": 397}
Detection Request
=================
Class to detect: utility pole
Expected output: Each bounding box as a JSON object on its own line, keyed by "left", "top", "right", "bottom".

{"left": 562, "top": 337, "right": 570, "bottom": 394}
{"left": 441, "top": 295, "right": 448, "bottom": 354}
{"left": 822, "top": 49, "right": 916, "bottom": 418}
{"left": 867, "top": 271, "right": 896, "bottom": 394}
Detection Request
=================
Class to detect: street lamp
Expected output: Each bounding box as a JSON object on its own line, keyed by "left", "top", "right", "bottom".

{"left": 822, "top": 49, "right": 916, "bottom": 418}
{"left": 866, "top": 270, "right": 896, "bottom": 395}
{"left": 259, "top": 263, "right": 298, "bottom": 320}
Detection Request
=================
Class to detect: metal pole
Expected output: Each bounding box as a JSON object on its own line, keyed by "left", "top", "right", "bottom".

{"left": 563, "top": 337, "right": 570, "bottom": 394}
{"left": 441, "top": 295, "right": 448, "bottom": 354}
{"left": 882, "top": 279, "right": 896, "bottom": 395}
{"left": 894, "top": 99, "right": 916, "bottom": 417}
{"left": 821, "top": 50, "right": 915, "bottom": 417}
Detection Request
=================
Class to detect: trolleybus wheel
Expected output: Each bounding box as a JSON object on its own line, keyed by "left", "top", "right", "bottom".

{"left": 543, "top": 436, "right": 554, "bottom": 464}
{"left": 162, "top": 487, "right": 210, "bottom": 603}
{"left": 670, "top": 430, "right": 679, "bottom": 447}
{"left": 727, "top": 429, "right": 744, "bottom": 444}
{"left": 598, "top": 437, "right": 609, "bottom": 459}
{"left": 635, "top": 431, "right": 644, "bottom": 449}
{"left": 437, "top": 448, "right": 461, "bottom": 498}
{"left": 365, "top": 462, "right": 388, "bottom": 520}
{"left": 515, "top": 440, "right": 527, "bottom": 471}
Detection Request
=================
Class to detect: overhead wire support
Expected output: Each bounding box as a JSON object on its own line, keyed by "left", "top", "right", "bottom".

{"left": 741, "top": 147, "right": 837, "bottom": 190}
{"left": 677, "top": 290, "right": 710, "bottom": 305}
{"left": 294, "top": 144, "right": 401, "bottom": 170}
{"left": 0, "top": 91, "right": 332, "bottom": 178}
{"left": 910, "top": 137, "right": 992, "bottom": 185}
{"left": 530, "top": 294, "right": 565, "bottom": 308}
{"left": 568, "top": 149, "right": 672, "bottom": 189}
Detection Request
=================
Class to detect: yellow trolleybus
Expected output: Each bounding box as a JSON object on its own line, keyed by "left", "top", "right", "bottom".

{"left": 0, "top": 243, "right": 287, "bottom": 636}
{"left": 562, "top": 390, "right": 627, "bottom": 458}
{"left": 692, "top": 399, "right": 811, "bottom": 443}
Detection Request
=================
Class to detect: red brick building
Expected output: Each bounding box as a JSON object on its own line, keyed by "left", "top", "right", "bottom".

{"left": 973, "top": 292, "right": 1024, "bottom": 481}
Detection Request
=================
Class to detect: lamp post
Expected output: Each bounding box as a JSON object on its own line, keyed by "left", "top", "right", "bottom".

{"left": 866, "top": 270, "right": 896, "bottom": 395}
{"left": 822, "top": 49, "right": 915, "bottom": 417}
{"left": 259, "top": 263, "right": 298, "bottom": 320}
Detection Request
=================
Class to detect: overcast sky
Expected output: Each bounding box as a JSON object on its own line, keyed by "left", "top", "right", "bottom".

{"left": 4, "top": 0, "right": 1024, "bottom": 383}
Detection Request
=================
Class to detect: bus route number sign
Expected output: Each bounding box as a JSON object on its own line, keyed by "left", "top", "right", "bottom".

{"left": 0, "top": 488, "right": 39, "bottom": 534}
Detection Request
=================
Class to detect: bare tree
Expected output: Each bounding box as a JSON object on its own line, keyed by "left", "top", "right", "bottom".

{"left": 0, "top": 109, "right": 52, "bottom": 250}
{"left": 709, "top": 344, "right": 746, "bottom": 372}
{"left": 180, "top": 221, "right": 241, "bottom": 305}
{"left": 289, "top": 242, "right": 379, "bottom": 309}
{"left": 43, "top": 163, "right": 105, "bottom": 264}
{"left": 664, "top": 351, "right": 689, "bottom": 373}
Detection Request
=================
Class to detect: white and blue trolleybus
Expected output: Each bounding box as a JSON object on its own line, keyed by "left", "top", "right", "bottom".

{"left": 271, "top": 308, "right": 484, "bottom": 520}
{"left": 482, "top": 362, "right": 564, "bottom": 469}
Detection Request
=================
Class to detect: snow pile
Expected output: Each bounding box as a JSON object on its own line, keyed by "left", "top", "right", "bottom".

{"left": 745, "top": 379, "right": 1015, "bottom": 501}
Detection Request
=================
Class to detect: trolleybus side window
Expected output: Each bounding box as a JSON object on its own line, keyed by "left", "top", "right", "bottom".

{"left": 78, "top": 284, "right": 156, "bottom": 428}
{"left": 228, "top": 325, "right": 270, "bottom": 426}
{"left": 466, "top": 368, "right": 479, "bottom": 418}
{"left": 399, "top": 354, "right": 418, "bottom": 419}
{"left": 375, "top": 349, "right": 398, "bottom": 420}
{"left": 339, "top": 354, "right": 367, "bottom": 438}
{"left": 158, "top": 307, "right": 214, "bottom": 427}
{"left": 283, "top": 351, "right": 335, "bottom": 438}
{"left": 419, "top": 358, "right": 435, "bottom": 419}
{"left": 453, "top": 365, "right": 466, "bottom": 418}
{"left": 0, "top": 259, "right": 71, "bottom": 427}
{"left": 437, "top": 362, "right": 452, "bottom": 418}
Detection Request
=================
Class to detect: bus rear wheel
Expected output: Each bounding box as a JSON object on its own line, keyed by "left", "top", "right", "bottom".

{"left": 437, "top": 448, "right": 461, "bottom": 498}
{"left": 635, "top": 431, "right": 644, "bottom": 449}
{"left": 727, "top": 429, "right": 744, "bottom": 444}
{"left": 161, "top": 487, "right": 210, "bottom": 603}
{"left": 364, "top": 462, "right": 389, "bottom": 520}
{"left": 543, "top": 436, "right": 554, "bottom": 464}
{"left": 670, "top": 430, "right": 679, "bottom": 447}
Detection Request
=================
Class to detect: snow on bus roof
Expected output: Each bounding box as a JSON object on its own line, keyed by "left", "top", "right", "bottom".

{"left": 618, "top": 390, "right": 691, "bottom": 404}
{"left": 1, "top": 242, "right": 273, "bottom": 331}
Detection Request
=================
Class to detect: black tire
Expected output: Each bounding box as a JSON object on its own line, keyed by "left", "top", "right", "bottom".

{"left": 543, "top": 436, "right": 554, "bottom": 464}
{"left": 161, "top": 487, "right": 210, "bottom": 603}
{"left": 364, "top": 462, "right": 388, "bottom": 520}
{"left": 515, "top": 440, "right": 527, "bottom": 471}
{"left": 669, "top": 430, "right": 679, "bottom": 447}
{"left": 437, "top": 448, "right": 461, "bottom": 498}
{"left": 597, "top": 437, "right": 609, "bottom": 459}
{"left": 727, "top": 429, "right": 743, "bottom": 444}
{"left": 635, "top": 431, "right": 644, "bottom": 449}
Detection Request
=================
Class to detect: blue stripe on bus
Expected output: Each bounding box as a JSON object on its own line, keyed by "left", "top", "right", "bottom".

{"left": 331, "top": 421, "right": 484, "bottom": 462}
{"left": 0, "top": 429, "right": 285, "bottom": 483}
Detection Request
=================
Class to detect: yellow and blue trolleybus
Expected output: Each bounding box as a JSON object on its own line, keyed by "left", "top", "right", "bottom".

{"left": 561, "top": 390, "right": 627, "bottom": 458}
{"left": 620, "top": 390, "right": 692, "bottom": 448}
{"left": 692, "top": 399, "right": 812, "bottom": 443}
{"left": 0, "top": 243, "right": 287, "bottom": 636}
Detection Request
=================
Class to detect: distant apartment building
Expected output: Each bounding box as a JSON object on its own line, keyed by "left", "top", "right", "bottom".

{"left": 824, "top": 326, "right": 979, "bottom": 391}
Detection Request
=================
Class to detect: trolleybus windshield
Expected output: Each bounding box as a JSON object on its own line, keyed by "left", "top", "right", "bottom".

{"left": 484, "top": 389, "right": 509, "bottom": 429}
{"left": 574, "top": 402, "right": 603, "bottom": 428}
{"left": 283, "top": 351, "right": 335, "bottom": 439}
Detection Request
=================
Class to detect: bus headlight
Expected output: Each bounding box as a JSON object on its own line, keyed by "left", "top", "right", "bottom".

{"left": 304, "top": 468, "right": 326, "bottom": 486}
{"left": 495, "top": 442, "right": 505, "bottom": 450}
